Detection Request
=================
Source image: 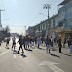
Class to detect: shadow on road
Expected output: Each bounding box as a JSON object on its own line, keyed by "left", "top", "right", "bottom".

{"left": 38, "top": 48, "right": 45, "bottom": 50}
{"left": 6, "top": 47, "right": 10, "bottom": 49}
{"left": 50, "top": 53, "right": 61, "bottom": 58}
{"left": 24, "top": 48, "right": 33, "bottom": 52}
{"left": 13, "top": 50, "right": 18, "bottom": 54}
{"left": 28, "top": 49, "right": 33, "bottom": 52}
{"left": 13, "top": 50, "right": 27, "bottom": 58}
{"left": 20, "top": 54, "right": 27, "bottom": 58}
{"left": 62, "top": 53, "right": 72, "bottom": 56}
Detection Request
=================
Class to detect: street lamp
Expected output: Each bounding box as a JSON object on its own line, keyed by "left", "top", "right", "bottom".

{"left": 43, "top": 4, "right": 51, "bottom": 36}
{"left": 39, "top": 13, "right": 48, "bottom": 17}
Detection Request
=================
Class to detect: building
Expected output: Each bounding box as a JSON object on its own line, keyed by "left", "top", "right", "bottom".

{"left": 28, "top": 26, "right": 35, "bottom": 37}
{"left": 26, "top": 30, "right": 28, "bottom": 36}
{"left": 49, "top": 14, "right": 58, "bottom": 38}
{"left": 33, "top": 14, "right": 58, "bottom": 38}
{"left": 57, "top": 0, "right": 72, "bottom": 40}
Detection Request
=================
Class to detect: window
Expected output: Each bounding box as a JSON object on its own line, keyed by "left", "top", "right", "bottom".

{"left": 46, "top": 21, "right": 48, "bottom": 29}
{"left": 67, "top": 18, "right": 72, "bottom": 25}
{"left": 67, "top": 7, "right": 72, "bottom": 14}
{"left": 55, "top": 17, "right": 58, "bottom": 26}
{"left": 44, "top": 22, "right": 46, "bottom": 30}
{"left": 59, "top": 11, "right": 65, "bottom": 18}
{"left": 58, "top": 22, "right": 63, "bottom": 27}
{"left": 71, "top": 7, "right": 72, "bottom": 12}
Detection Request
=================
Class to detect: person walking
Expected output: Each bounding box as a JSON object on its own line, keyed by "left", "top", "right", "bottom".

{"left": 12, "top": 37, "right": 16, "bottom": 50}
{"left": 37, "top": 37, "right": 42, "bottom": 48}
{"left": 6, "top": 37, "right": 10, "bottom": 48}
{"left": 23, "top": 36, "right": 26, "bottom": 49}
{"left": 18, "top": 36, "right": 24, "bottom": 54}
{"left": 45, "top": 36, "right": 51, "bottom": 53}
{"left": 58, "top": 35, "right": 62, "bottom": 53}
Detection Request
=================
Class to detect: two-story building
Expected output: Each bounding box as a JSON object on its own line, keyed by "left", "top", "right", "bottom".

{"left": 32, "top": 14, "right": 58, "bottom": 38}
{"left": 28, "top": 26, "right": 35, "bottom": 37}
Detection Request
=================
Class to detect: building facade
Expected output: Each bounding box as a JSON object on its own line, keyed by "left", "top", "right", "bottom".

{"left": 57, "top": 0, "right": 72, "bottom": 40}
{"left": 33, "top": 14, "right": 58, "bottom": 38}
{"left": 27, "top": 0, "right": 72, "bottom": 39}
{"left": 28, "top": 26, "right": 35, "bottom": 37}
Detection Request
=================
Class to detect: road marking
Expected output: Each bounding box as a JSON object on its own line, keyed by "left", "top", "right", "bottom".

{"left": 0, "top": 50, "right": 10, "bottom": 56}
{"left": 14, "top": 54, "right": 16, "bottom": 58}
{"left": 39, "top": 61, "right": 64, "bottom": 72}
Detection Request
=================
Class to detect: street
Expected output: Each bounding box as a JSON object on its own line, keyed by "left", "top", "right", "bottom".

{"left": 0, "top": 39, "right": 72, "bottom": 72}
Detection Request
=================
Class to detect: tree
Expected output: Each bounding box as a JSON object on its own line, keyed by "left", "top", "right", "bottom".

{"left": 5, "top": 26, "right": 10, "bottom": 33}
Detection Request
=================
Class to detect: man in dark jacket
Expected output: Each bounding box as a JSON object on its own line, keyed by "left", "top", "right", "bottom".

{"left": 18, "top": 36, "right": 24, "bottom": 54}
{"left": 23, "top": 37, "right": 26, "bottom": 49}
{"left": 58, "top": 36, "right": 62, "bottom": 53}
{"left": 6, "top": 37, "right": 10, "bottom": 48}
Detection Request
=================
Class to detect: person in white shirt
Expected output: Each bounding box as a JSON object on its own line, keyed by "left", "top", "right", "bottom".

{"left": 12, "top": 37, "right": 16, "bottom": 51}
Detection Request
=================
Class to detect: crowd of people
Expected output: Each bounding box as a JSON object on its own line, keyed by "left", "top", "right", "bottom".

{"left": 3, "top": 35, "right": 72, "bottom": 54}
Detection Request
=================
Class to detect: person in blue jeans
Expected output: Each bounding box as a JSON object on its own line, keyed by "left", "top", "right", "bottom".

{"left": 12, "top": 37, "right": 16, "bottom": 50}
{"left": 45, "top": 36, "right": 51, "bottom": 53}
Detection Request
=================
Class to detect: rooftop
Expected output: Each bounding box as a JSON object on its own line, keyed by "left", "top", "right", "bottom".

{"left": 59, "top": 0, "right": 72, "bottom": 5}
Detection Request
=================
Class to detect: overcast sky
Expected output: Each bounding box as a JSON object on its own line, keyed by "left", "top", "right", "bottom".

{"left": 0, "top": 0, "right": 63, "bottom": 34}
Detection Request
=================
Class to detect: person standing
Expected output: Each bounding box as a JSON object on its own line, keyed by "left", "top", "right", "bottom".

{"left": 58, "top": 35, "right": 62, "bottom": 53}
{"left": 35, "top": 37, "right": 37, "bottom": 47}
{"left": 67, "top": 36, "right": 72, "bottom": 53}
{"left": 25, "top": 36, "right": 30, "bottom": 50}
{"left": 32, "top": 37, "right": 34, "bottom": 46}
{"left": 45, "top": 36, "right": 51, "bottom": 53}
{"left": 50, "top": 36, "right": 54, "bottom": 50}
{"left": 29, "top": 37, "right": 32, "bottom": 47}
{"left": 63, "top": 38, "right": 66, "bottom": 48}
{"left": 54, "top": 38, "right": 57, "bottom": 48}
{"left": 0, "top": 42, "right": 1, "bottom": 46}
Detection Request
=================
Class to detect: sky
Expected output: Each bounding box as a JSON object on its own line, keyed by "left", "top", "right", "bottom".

{"left": 0, "top": 0, "right": 63, "bottom": 34}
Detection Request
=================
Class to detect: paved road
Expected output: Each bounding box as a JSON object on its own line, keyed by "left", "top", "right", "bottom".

{"left": 0, "top": 39, "right": 72, "bottom": 72}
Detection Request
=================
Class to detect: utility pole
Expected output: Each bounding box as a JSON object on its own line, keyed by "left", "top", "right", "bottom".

{"left": 43, "top": 4, "right": 51, "bottom": 36}
{"left": 0, "top": 9, "right": 5, "bottom": 27}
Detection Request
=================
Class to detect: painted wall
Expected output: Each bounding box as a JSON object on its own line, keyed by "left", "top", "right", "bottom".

{"left": 58, "top": 1, "right": 72, "bottom": 29}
